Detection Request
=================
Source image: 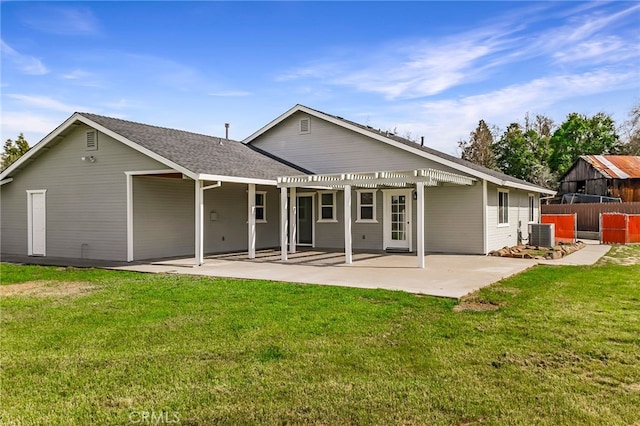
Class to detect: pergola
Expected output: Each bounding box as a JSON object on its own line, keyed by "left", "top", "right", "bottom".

{"left": 275, "top": 168, "right": 476, "bottom": 268}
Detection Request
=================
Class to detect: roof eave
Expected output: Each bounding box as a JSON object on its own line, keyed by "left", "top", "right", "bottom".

{"left": 0, "top": 113, "right": 200, "bottom": 182}
{"left": 197, "top": 174, "right": 277, "bottom": 185}
{"left": 245, "top": 105, "right": 555, "bottom": 193}
{"left": 0, "top": 112, "right": 83, "bottom": 180}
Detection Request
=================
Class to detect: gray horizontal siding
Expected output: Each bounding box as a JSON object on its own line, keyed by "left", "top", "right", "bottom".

{"left": 133, "top": 176, "right": 195, "bottom": 260}
{"left": 1, "top": 124, "right": 167, "bottom": 261}
{"left": 486, "top": 184, "right": 536, "bottom": 250}
{"left": 204, "top": 183, "right": 280, "bottom": 254}
{"left": 424, "top": 184, "right": 484, "bottom": 254}
{"left": 251, "top": 111, "right": 472, "bottom": 176}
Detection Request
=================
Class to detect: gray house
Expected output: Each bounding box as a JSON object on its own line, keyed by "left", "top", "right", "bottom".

{"left": 0, "top": 104, "right": 555, "bottom": 267}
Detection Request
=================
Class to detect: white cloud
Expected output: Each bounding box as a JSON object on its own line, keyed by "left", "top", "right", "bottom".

{"left": 0, "top": 112, "right": 64, "bottom": 145}
{"left": 394, "top": 69, "right": 638, "bottom": 155}
{"left": 6, "top": 94, "right": 83, "bottom": 113}
{"left": 278, "top": 3, "right": 638, "bottom": 101}
{"left": 0, "top": 40, "right": 48, "bottom": 75}
{"left": 59, "top": 69, "right": 104, "bottom": 88}
{"left": 21, "top": 6, "right": 100, "bottom": 35}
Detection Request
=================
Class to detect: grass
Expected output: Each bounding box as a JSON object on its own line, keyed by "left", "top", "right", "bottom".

{"left": 1, "top": 246, "right": 639, "bottom": 425}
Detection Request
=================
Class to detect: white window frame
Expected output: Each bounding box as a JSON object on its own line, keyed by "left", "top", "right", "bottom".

{"left": 528, "top": 194, "right": 536, "bottom": 223}
{"left": 317, "top": 190, "right": 337, "bottom": 223}
{"left": 356, "top": 189, "right": 377, "bottom": 223}
{"left": 498, "top": 189, "right": 509, "bottom": 227}
{"left": 255, "top": 191, "right": 267, "bottom": 223}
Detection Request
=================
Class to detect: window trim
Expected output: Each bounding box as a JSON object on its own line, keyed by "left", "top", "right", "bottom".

{"left": 528, "top": 193, "right": 536, "bottom": 223}
{"left": 317, "top": 190, "right": 338, "bottom": 223}
{"left": 255, "top": 191, "right": 267, "bottom": 223}
{"left": 356, "top": 189, "right": 378, "bottom": 223}
{"left": 498, "top": 189, "right": 509, "bottom": 227}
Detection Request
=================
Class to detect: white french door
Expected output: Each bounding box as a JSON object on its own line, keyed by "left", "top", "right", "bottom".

{"left": 383, "top": 189, "right": 412, "bottom": 250}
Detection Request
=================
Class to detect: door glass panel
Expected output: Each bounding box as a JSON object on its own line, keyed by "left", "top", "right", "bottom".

{"left": 297, "top": 196, "right": 313, "bottom": 244}
{"left": 391, "top": 195, "right": 406, "bottom": 241}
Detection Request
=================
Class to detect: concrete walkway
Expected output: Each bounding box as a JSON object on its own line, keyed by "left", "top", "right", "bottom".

{"left": 113, "top": 241, "right": 610, "bottom": 299}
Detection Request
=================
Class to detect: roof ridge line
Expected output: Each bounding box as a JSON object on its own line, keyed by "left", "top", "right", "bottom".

{"left": 77, "top": 112, "right": 236, "bottom": 142}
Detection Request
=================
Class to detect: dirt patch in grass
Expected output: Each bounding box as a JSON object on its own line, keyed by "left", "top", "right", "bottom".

{"left": 0, "top": 280, "right": 98, "bottom": 298}
{"left": 598, "top": 244, "right": 640, "bottom": 266}
{"left": 453, "top": 301, "right": 502, "bottom": 312}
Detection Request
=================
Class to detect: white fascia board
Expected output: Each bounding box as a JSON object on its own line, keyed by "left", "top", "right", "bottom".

{"left": 245, "top": 105, "right": 555, "bottom": 194}
{"left": 0, "top": 113, "right": 82, "bottom": 180}
{"left": 75, "top": 115, "right": 197, "bottom": 180}
{"left": 197, "top": 174, "right": 276, "bottom": 185}
{"left": 124, "top": 169, "right": 177, "bottom": 176}
{"left": 244, "top": 105, "right": 504, "bottom": 185}
{"left": 0, "top": 178, "right": 14, "bottom": 186}
{"left": 500, "top": 180, "right": 556, "bottom": 195}
{"left": 243, "top": 104, "right": 304, "bottom": 143}
{"left": 0, "top": 113, "right": 198, "bottom": 181}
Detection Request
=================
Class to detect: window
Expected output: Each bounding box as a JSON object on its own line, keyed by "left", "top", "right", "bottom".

{"left": 498, "top": 189, "right": 509, "bottom": 225}
{"left": 318, "top": 191, "right": 337, "bottom": 222}
{"left": 356, "top": 190, "right": 377, "bottom": 223}
{"left": 255, "top": 191, "right": 267, "bottom": 223}
{"left": 299, "top": 117, "right": 310, "bottom": 134}
{"left": 528, "top": 194, "right": 535, "bottom": 222}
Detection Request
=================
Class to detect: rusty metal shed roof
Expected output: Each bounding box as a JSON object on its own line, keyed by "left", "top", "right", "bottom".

{"left": 582, "top": 155, "right": 640, "bottom": 179}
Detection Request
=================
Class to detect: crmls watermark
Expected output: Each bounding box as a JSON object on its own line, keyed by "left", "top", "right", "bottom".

{"left": 129, "top": 410, "right": 180, "bottom": 424}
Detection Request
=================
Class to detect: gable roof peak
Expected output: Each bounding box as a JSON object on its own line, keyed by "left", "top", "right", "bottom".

{"left": 245, "top": 104, "right": 555, "bottom": 195}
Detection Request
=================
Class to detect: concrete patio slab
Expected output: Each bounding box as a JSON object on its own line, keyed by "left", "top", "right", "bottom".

{"left": 114, "top": 250, "right": 538, "bottom": 299}
{"left": 3, "top": 241, "right": 611, "bottom": 299}
{"left": 538, "top": 240, "right": 610, "bottom": 266}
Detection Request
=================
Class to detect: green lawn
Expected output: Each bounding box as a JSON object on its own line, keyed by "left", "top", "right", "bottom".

{"left": 1, "top": 246, "right": 639, "bottom": 425}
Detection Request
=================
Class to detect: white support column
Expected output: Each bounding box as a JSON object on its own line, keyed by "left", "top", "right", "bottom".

{"left": 482, "top": 179, "right": 488, "bottom": 255}
{"left": 195, "top": 179, "right": 204, "bottom": 266}
{"left": 126, "top": 173, "right": 134, "bottom": 262}
{"left": 280, "top": 187, "right": 288, "bottom": 261}
{"left": 248, "top": 183, "right": 256, "bottom": 259}
{"left": 289, "top": 186, "right": 297, "bottom": 254}
{"left": 416, "top": 182, "right": 425, "bottom": 269}
{"left": 344, "top": 185, "right": 352, "bottom": 264}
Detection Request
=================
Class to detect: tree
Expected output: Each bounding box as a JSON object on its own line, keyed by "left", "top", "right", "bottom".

{"left": 494, "top": 123, "right": 535, "bottom": 180}
{"left": 618, "top": 101, "right": 640, "bottom": 155}
{"left": 1, "top": 133, "right": 30, "bottom": 171}
{"left": 490, "top": 113, "right": 557, "bottom": 188}
{"left": 549, "top": 112, "right": 621, "bottom": 176}
{"left": 458, "top": 120, "right": 498, "bottom": 170}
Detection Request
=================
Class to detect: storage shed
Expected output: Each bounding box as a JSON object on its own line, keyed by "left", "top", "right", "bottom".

{"left": 558, "top": 155, "right": 640, "bottom": 202}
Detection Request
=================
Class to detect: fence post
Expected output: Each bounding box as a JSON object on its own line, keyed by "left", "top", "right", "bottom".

{"left": 599, "top": 213, "right": 602, "bottom": 244}
{"left": 625, "top": 214, "right": 629, "bottom": 244}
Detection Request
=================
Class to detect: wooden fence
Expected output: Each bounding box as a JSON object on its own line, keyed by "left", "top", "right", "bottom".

{"left": 541, "top": 202, "right": 640, "bottom": 232}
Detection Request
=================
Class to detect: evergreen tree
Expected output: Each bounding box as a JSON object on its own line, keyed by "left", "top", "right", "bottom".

{"left": 1, "top": 133, "right": 30, "bottom": 171}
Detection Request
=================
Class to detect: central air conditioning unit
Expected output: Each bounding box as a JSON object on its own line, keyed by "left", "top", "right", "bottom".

{"left": 529, "top": 223, "right": 555, "bottom": 247}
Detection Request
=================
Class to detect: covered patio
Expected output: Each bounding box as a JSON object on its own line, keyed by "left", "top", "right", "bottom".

{"left": 276, "top": 168, "right": 476, "bottom": 268}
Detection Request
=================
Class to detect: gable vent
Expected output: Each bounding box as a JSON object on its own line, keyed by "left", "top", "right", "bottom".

{"left": 86, "top": 131, "right": 98, "bottom": 151}
{"left": 299, "top": 118, "right": 310, "bottom": 134}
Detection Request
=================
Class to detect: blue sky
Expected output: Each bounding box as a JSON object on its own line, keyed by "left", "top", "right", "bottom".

{"left": 1, "top": 1, "right": 639, "bottom": 155}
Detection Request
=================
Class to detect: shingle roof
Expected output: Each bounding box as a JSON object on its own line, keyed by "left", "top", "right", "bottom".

{"left": 301, "top": 105, "right": 546, "bottom": 190}
{"left": 79, "top": 113, "right": 307, "bottom": 180}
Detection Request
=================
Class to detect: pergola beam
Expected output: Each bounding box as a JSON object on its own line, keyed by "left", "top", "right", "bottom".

{"left": 277, "top": 168, "right": 475, "bottom": 189}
